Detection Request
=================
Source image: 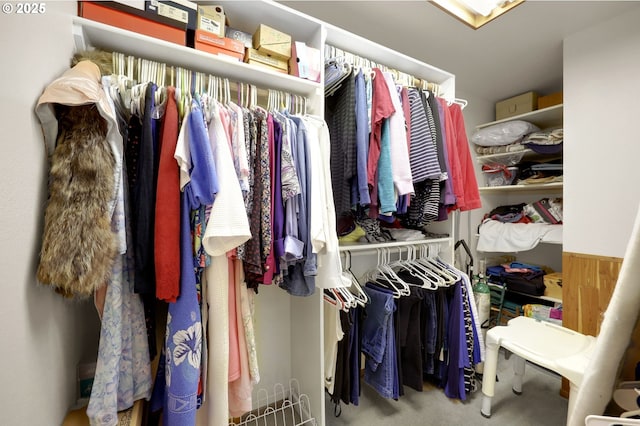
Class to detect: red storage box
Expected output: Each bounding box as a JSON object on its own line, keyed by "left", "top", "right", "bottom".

{"left": 78, "top": 1, "right": 186, "bottom": 46}
{"left": 194, "top": 30, "right": 244, "bottom": 61}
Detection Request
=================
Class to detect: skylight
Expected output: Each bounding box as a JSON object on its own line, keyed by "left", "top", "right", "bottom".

{"left": 431, "top": 0, "right": 524, "bottom": 29}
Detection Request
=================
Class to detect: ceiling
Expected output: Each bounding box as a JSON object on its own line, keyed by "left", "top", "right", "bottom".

{"left": 279, "top": 1, "right": 640, "bottom": 103}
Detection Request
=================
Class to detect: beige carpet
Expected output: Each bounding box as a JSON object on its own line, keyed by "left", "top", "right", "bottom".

{"left": 325, "top": 351, "right": 568, "bottom": 426}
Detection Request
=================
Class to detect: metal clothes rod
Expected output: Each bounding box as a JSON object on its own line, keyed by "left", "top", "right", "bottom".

{"left": 325, "top": 43, "right": 442, "bottom": 95}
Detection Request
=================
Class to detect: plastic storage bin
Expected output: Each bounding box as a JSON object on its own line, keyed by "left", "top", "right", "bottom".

{"left": 483, "top": 166, "right": 518, "bottom": 187}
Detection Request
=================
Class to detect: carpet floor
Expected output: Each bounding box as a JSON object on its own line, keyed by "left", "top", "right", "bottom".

{"left": 325, "top": 351, "right": 568, "bottom": 426}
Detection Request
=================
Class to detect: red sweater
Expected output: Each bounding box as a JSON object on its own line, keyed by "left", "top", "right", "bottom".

{"left": 154, "top": 87, "right": 181, "bottom": 302}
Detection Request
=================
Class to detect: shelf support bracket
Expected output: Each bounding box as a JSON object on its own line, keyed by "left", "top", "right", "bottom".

{"left": 72, "top": 22, "right": 88, "bottom": 52}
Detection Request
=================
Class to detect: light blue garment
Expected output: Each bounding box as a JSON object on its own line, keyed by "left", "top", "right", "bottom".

{"left": 366, "top": 73, "right": 373, "bottom": 134}
{"left": 363, "top": 284, "right": 398, "bottom": 399}
{"left": 354, "top": 70, "right": 371, "bottom": 206}
{"left": 280, "top": 115, "right": 316, "bottom": 297}
{"left": 87, "top": 168, "right": 152, "bottom": 426}
{"left": 377, "top": 119, "right": 396, "bottom": 213}
{"left": 361, "top": 284, "right": 395, "bottom": 369}
{"left": 282, "top": 118, "right": 304, "bottom": 264}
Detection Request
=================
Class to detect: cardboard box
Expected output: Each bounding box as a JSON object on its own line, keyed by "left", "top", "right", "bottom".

{"left": 245, "top": 48, "right": 288, "bottom": 71}
{"left": 82, "top": 1, "right": 186, "bottom": 29}
{"left": 225, "top": 26, "right": 253, "bottom": 49}
{"left": 145, "top": 0, "right": 197, "bottom": 30}
{"left": 538, "top": 91, "right": 563, "bottom": 109}
{"left": 195, "top": 30, "right": 244, "bottom": 61}
{"left": 145, "top": 0, "right": 195, "bottom": 47}
{"left": 197, "top": 5, "right": 226, "bottom": 37}
{"left": 544, "top": 272, "right": 563, "bottom": 300}
{"left": 289, "top": 41, "right": 321, "bottom": 82}
{"left": 495, "top": 91, "right": 538, "bottom": 121}
{"left": 111, "top": 1, "right": 145, "bottom": 11}
{"left": 252, "top": 24, "right": 291, "bottom": 60}
{"left": 63, "top": 399, "right": 144, "bottom": 425}
{"left": 78, "top": 2, "right": 186, "bottom": 45}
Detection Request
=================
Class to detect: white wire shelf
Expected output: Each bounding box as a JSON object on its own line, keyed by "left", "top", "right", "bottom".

{"left": 230, "top": 379, "right": 317, "bottom": 426}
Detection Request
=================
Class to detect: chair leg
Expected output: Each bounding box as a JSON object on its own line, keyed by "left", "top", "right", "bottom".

{"left": 513, "top": 355, "right": 526, "bottom": 395}
{"left": 481, "top": 395, "right": 493, "bottom": 418}
{"left": 566, "top": 381, "right": 581, "bottom": 426}
{"left": 481, "top": 336, "right": 501, "bottom": 418}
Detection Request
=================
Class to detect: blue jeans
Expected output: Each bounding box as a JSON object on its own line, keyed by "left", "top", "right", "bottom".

{"left": 363, "top": 283, "right": 398, "bottom": 399}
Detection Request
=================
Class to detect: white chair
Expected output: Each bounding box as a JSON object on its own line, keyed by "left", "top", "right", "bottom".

{"left": 480, "top": 315, "right": 597, "bottom": 419}
{"left": 481, "top": 204, "right": 640, "bottom": 425}
{"left": 585, "top": 415, "right": 640, "bottom": 426}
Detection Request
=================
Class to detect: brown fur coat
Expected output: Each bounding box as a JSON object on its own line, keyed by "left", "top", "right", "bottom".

{"left": 37, "top": 104, "right": 117, "bottom": 298}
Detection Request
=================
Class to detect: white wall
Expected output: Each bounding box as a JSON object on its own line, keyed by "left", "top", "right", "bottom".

{"left": 0, "top": 2, "right": 101, "bottom": 424}
{"left": 564, "top": 7, "right": 640, "bottom": 258}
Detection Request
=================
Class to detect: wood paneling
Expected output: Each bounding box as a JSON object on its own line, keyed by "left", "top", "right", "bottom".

{"left": 561, "top": 252, "right": 640, "bottom": 396}
{"left": 563, "top": 252, "right": 622, "bottom": 335}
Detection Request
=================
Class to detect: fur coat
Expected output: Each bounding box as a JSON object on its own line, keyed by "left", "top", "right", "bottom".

{"left": 35, "top": 60, "right": 122, "bottom": 298}
{"left": 37, "top": 104, "right": 117, "bottom": 298}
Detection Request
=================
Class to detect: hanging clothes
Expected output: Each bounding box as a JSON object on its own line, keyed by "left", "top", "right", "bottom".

{"left": 87, "top": 165, "right": 153, "bottom": 426}
{"left": 448, "top": 102, "right": 482, "bottom": 212}
{"left": 36, "top": 61, "right": 152, "bottom": 425}
{"left": 35, "top": 61, "right": 120, "bottom": 298}
{"left": 155, "top": 86, "right": 181, "bottom": 303}
{"left": 328, "top": 256, "right": 483, "bottom": 404}
{"left": 381, "top": 71, "right": 413, "bottom": 198}
{"left": 325, "top": 67, "right": 356, "bottom": 216}
{"left": 354, "top": 70, "right": 371, "bottom": 207}
{"left": 280, "top": 114, "right": 316, "bottom": 296}
{"left": 198, "top": 98, "right": 251, "bottom": 426}
{"left": 367, "top": 68, "right": 395, "bottom": 218}
{"left": 362, "top": 283, "right": 399, "bottom": 399}
{"left": 304, "top": 115, "right": 350, "bottom": 289}
{"left": 164, "top": 99, "right": 217, "bottom": 426}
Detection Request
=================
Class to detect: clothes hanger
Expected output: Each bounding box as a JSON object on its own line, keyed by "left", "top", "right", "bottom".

{"left": 323, "top": 289, "right": 343, "bottom": 310}
{"left": 451, "top": 97, "right": 468, "bottom": 110}
{"left": 416, "top": 245, "right": 458, "bottom": 286}
{"left": 387, "top": 246, "right": 433, "bottom": 290}
{"left": 368, "top": 248, "right": 408, "bottom": 298}
{"left": 335, "top": 285, "right": 356, "bottom": 311}
{"left": 343, "top": 251, "right": 368, "bottom": 307}
{"left": 224, "top": 78, "right": 231, "bottom": 106}
{"left": 405, "top": 246, "right": 443, "bottom": 289}
{"left": 400, "top": 246, "right": 443, "bottom": 289}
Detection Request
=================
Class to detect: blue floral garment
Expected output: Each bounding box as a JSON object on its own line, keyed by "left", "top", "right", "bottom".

{"left": 164, "top": 101, "right": 218, "bottom": 425}
{"left": 87, "top": 168, "right": 152, "bottom": 426}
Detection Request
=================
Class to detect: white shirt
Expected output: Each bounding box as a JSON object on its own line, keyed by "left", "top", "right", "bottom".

{"left": 383, "top": 71, "right": 414, "bottom": 196}
{"left": 304, "top": 116, "right": 350, "bottom": 289}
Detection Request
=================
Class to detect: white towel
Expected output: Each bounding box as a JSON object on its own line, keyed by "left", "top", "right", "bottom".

{"left": 477, "top": 219, "right": 563, "bottom": 252}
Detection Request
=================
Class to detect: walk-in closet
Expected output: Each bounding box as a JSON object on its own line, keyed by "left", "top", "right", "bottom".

{"left": 3, "top": 2, "right": 640, "bottom": 426}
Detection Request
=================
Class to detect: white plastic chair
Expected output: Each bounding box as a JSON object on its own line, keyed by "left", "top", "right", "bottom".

{"left": 481, "top": 203, "right": 640, "bottom": 425}
{"left": 480, "top": 315, "right": 597, "bottom": 419}
{"left": 585, "top": 415, "right": 640, "bottom": 426}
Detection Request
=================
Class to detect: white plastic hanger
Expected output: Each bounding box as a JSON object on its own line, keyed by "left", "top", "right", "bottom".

{"left": 387, "top": 246, "right": 438, "bottom": 290}
{"left": 343, "top": 251, "right": 369, "bottom": 307}
{"left": 368, "top": 248, "right": 409, "bottom": 298}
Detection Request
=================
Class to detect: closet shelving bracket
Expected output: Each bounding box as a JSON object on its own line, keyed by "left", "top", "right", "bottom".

{"left": 72, "top": 20, "right": 88, "bottom": 52}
